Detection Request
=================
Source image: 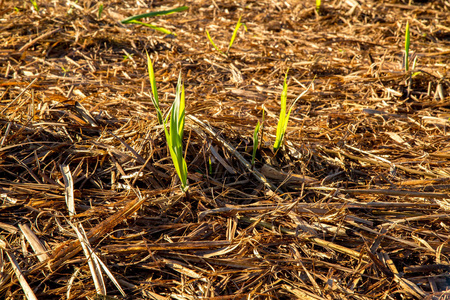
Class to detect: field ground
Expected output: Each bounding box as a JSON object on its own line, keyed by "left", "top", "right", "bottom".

{"left": 1, "top": 0, "right": 450, "bottom": 299}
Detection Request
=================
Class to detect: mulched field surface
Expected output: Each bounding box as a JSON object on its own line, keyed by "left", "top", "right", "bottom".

{"left": 1, "top": 0, "right": 450, "bottom": 299}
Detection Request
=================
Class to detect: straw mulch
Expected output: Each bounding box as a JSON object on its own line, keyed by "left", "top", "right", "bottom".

{"left": 1, "top": 0, "right": 450, "bottom": 299}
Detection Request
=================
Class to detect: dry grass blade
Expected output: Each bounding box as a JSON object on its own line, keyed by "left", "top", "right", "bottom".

{"left": 73, "top": 223, "right": 106, "bottom": 296}
{"left": 18, "top": 224, "right": 49, "bottom": 262}
{"left": 50, "top": 195, "right": 147, "bottom": 269}
{"left": 188, "top": 115, "right": 278, "bottom": 193}
{"left": 60, "top": 164, "right": 75, "bottom": 216}
{"left": 5, "top": 251, "right": 37, "bottom": 300}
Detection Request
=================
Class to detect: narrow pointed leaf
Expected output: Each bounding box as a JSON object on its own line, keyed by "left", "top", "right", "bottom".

{"left": 164, "top": 72, "right": 188, "bottom": 192}
{"left": 227, "top": 16, "right": 247, "bottom": 55}
{"left": 126, "top": 20, "right": 174, "bottom": 35}
{"left": 274, "top": 71, "right": 289, "bottom": 151}
{"left": 121, "top": 6, "right": 188, "bottom": 23}
{"left": 252, "top": 121, "right": 261, "bottom": 166}
{"left": 146, "top": 51, "right": 163, "bottom": 125}
{"left": 405, "top": 21, "right": 410, "bottom": 72}
{"left": 206, "top": 30, "right": 226, "bottom": 56}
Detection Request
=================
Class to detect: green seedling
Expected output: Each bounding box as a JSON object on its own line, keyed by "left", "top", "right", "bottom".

{"left": 273, "top": 71, "right": 313, "bottom": 152}
{"left": 123, "top": 53, "right": 133, "bottom": 61}
{"left": 316, "top": 0, "right": 321, "bottom": 14}
{"left": 252, "top": 110, "right": 264, "bottom": 166}
{"left": 252, "top": 121, "right": 261, "bottom": 166}
{"left": 164, "top": 73, "right": 188, "bottom": 192}
{"left": 121, "top": 6, "right": 188, "bottom": 36}
{"left": 206, "top": 16, "right": 247, "bottom": 57}
{"left": 30, "top": 0, "right": 39, "bottom": 12}
{"left": 208, "top": 157, "right": 213, "bottom": 175}
{"left": 206, "top": 31, "right": 225, "bottom": 56}
{"left": 98, "top": 3, "right": 104, "bottom": 19}
{"left": 404, "top": 20, "right": 410, "bottom": 72}
{"left": 146, "top": 52, "right": 163, "bottom": 125}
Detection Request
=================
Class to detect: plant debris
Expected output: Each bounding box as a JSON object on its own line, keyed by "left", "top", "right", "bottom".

{"left": 1, "top": 0, "right": 450, "bottom": 299}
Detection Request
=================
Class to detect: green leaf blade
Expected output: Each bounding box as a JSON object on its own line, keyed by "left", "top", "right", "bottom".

{"left": 274, "top": 71, "right": 289, "bottom": 151}
{"left": 252, "top": 121, "right": 261, "bottom": 166}
{"left": 146, "top": 51, "right": 163, "bottom": 125}
{"left": 206, "top": 30, "right": 226, "bottom": 56}
{"left": 120, "top": 6, "right": 188, "bottom": 23}
{"left": 405, "top": 20, "right": 410, "bottom": 72}
{"left": 165, "top": 72, "right": 188, "bottom": 192}
{"left": 227, "top": 16, "right": 247, "bottom": 55}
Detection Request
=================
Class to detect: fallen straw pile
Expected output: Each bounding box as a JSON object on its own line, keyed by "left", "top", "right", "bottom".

{"left": 1, "top": 0, "right": 450, "bottom": 299}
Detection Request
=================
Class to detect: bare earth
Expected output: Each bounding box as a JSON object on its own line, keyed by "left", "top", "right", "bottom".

{"left": 1, "top": 0, "right": 450, "bottom": 299}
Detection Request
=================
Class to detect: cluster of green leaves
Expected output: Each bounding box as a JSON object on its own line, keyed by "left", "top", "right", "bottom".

{"left": 146, "top": 52, "right": 163, "bottom": 125}
{"left": 206, "top": 16, "right": 247, "bottom": 57}
{"left": 121, "top": 6, "right": 189, "bottom": 35}
{"left": 147, "top": 54, "right": 188, "bottom": 192}
{"left": 164, "top": 74, "right": 188, "bottom": 192}
{"left": 141, "top": 10, "right": 316, "bottom": 176}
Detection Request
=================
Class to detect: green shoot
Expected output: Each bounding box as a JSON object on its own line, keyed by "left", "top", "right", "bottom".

{"left": 164, "top": 73, "right": 188, "bottom": 192}
{"left": 274, "top": 71, "right": 290, "bottom": 152}
{"left": 206, "top": 16, "right": 247, "bottom": 57}
{"left": 251, "top": 123, "right": 262, "bottom": 166}
{"left": 252, "top": 121, "right": 260, "bottom": 166}
{"left": 273, "top": 71, "right": 313, "bottom": 152}
{"left": 227, "top": 16, "right": 247, "bottom": 55}
{"left": 206, "top": 30, "right": 226, "bottom": 57}
{"left": 30, "top": 0, "right": 39, "bottom": 12}
{"left": 252, "top": 109, "right": 264, "bottom": 166}
{"left": 98, "top": 3, "right": 104, "bottom": 19}
{"left": 125, "top": 20, "right": 174, "bottom": 35}
{"left": 146, "top": 51, "right": 163, "bottom": 125}
{"left": 404, "top": 20, "right": 410, "bottom": 72}
{"left": 208, "top": 157, "right": 213, "bottom": 175}
{"left": 121, "top": 6, "right": 188, "bottom": 36}
{"left": 316, "top": 0, "right": 321, "bottom": 14}
{"left": 123, "top": 53, "right": 133, "bottom": 61}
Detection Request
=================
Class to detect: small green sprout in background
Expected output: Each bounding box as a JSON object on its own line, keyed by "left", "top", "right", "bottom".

{"left": 121, "top": 6, "right": 189, "bottom": 36}
{"left": 98, "top": 3, "right": 104, "bottom": 19}
{"left": 208, "top": 157, "right": 213, "bottom": 175}
{"left": 164, "top": 73, "right": 189, "bottom": 193}
{"left": 316, "top": 0, "right": 321, "bottom": 14}
{"left": 252, "top": 121, "right": 261, "bottom": 166}
{"left": 252, "top": 109, "right": 264, "bottom": 166}
{"left": 123, "top": 53, "right": 133, "bottom": 61}
{"left": 404, "top": 21, "right": 421, "bottom": 78}
{"left": 67, "top": 0, "right": 78, "bottom": 14}
{"left": 273, "top": 71, "right": 313, "bottom": 152}
{"left": 146, "top": 51, "right": 163, "bottom": 125}
{"left": 30, "top": 0, "right": 39, "bottom": 12}
{"left": 206, "top": 16, "right": 247, "bottom": 57}
{"left": 404, "top": 20, "right": 410, "bottom": 72}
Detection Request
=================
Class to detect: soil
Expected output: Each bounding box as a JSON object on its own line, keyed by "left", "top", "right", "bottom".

{"left": 1, "top": 0, "right": 450, "bottom": 299}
